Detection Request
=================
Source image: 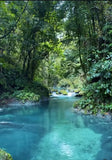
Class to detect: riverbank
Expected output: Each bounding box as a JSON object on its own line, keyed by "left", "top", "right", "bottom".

{"left": 73, "top": 107, "right": 112, "bottom": 121}
{"left": 0, "top": 98, "right": 40, "bottom": 107}
{"left": 0, "top": 95, "right": 50, "bottom": 107}
{"left": 0, "top": 85, "right": 49, "bottom": 107}
{"left": 1, "top": 92, "right": 112, "bottom": 121}
{"left": 73, "top": 95, "right": 112, "bottom": 121}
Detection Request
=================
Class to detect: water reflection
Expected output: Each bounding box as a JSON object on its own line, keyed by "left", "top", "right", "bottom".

{"left": 0, "top": 97, "right": 112, "bottom": 160}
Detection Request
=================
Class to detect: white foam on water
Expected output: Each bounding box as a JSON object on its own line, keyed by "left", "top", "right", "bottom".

{"left": 51, "top": 92, "right": 76, "bottom": 97}
{"left": 68, "top": 92, "right": 76, "bottom": 97}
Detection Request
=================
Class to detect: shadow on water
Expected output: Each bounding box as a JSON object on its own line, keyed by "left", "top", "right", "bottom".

{"left": 73, "top": 113, "right": 112, "bottom": 160}
{"left": 92, "top": 119, "right": 112, "bottom": 160}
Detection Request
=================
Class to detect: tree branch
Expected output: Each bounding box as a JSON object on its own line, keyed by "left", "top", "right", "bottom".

{"left": 0, "top": 1, "right": 29, "bottom": 39}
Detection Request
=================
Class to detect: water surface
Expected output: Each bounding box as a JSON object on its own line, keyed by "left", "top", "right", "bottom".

{"left": 0, "top": 97, "right": 112, "bottom": 160}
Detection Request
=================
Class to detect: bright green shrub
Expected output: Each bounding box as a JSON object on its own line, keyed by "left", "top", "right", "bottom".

{"left": 12, "top": 90, "right": 40, "bottom": 102}
{"left": 0, "top": 149, "right": 13, "bottom": 160}
{"left": 74, "top": 89, "right": 80, "bottom": 93}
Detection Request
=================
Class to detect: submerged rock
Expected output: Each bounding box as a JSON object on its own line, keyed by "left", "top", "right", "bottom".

{"left": 0, "top": 149, "right": 13, "bottom": 160}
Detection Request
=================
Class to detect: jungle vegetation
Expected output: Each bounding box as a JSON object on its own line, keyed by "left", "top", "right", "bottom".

{"left": 0, "top": 1, "right": 112, "bottom": 113}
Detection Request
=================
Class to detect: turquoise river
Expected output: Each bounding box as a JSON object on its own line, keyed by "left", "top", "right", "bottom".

{"left": 0, "top": 96, "right": 112, "bottom": 160}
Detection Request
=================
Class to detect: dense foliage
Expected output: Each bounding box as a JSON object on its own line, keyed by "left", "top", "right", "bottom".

{"left": 70, "top": 2, "right": 112, "bottom": 114}
{"left": 0, "top": 1, "right": 112, "bottom": 113}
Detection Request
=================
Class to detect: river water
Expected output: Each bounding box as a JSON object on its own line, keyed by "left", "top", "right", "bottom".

{"left": 0, "top": 96, "right": 112, "bottom": 160}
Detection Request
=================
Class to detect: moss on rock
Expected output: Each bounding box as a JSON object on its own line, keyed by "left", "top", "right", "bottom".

{"left": 59, "top": 90, "right": 68, "bottom": 95}
{"left": 74, "top": 89, "right": 80, "bottom": 93}
{"left": 0, "top": 149, "right": 13, "bottom": 160}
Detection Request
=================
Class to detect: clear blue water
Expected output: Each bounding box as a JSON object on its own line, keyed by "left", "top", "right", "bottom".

{"left": 0, "top": 97, "right": 112, "bottom": 160}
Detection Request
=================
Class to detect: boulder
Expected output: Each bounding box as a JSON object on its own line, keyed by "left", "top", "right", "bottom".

{"left": 0, "top": 149, "right": 13, "bottom": 160}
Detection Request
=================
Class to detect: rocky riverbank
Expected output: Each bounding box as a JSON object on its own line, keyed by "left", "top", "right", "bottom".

{"left": 0, "top": 98, "right": 40, "bottom": 107}
{"left": 73, "top": 108, "right": 112, "bottom": 121}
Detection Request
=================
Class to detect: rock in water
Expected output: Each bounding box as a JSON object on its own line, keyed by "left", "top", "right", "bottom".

{"left": 0, "top": 149, "right": 13, "bottom": 160}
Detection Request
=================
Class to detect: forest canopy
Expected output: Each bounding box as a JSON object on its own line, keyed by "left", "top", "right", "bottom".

{"left": 0, "top": 1, "right": 112, "bottom": 113}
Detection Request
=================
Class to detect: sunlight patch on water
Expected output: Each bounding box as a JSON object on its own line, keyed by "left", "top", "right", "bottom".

{"left": 32, "top": 123, "right": 102, "bottom": 160}
{"left": 0, "top": 108, "right": 3, "bottom": 111}
{"left": 60, "top": 143, "right": 73, "bottom": 157}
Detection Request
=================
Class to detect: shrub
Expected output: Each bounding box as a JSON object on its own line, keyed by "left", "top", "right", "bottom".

{"left": 25, "top": 81, "right": 49, "bottom": 98}
{"left": 72, "top": 77, "right": 84, "bottom": 89}
{"left": 58, "top": 79, "right": 73, "bottom": 88}
{"left": 12, "top": 90, "right": 40, "bottom": 102}
{"left": 0, "top": 149, "right": 13, "bottom": 160}
{"left": 74, "top": 89, "right": 80, "bottom": 93}
{"left": 0, "top": 92, "right": 11, "bottom": 100}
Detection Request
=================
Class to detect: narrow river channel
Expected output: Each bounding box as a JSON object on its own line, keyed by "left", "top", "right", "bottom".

{"left": 0, "top": 96, "right": 112, "bottom": 160}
